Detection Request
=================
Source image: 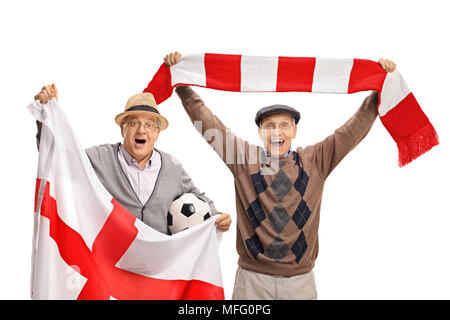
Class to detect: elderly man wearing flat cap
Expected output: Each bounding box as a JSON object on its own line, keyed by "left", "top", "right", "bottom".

{"left": 34, "top": 84, "right": 232, "bottom": 234}
{"left": 163, "top": 52, "right": 396, "bottom": 300}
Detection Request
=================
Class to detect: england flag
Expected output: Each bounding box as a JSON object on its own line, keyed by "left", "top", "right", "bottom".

{"left": 28, "top": 99, "right": 224, "bottom": 300}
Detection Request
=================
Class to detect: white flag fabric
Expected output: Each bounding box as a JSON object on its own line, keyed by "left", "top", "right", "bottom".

{"left": 28, "top": 99, "right": 224, "bottom": 300}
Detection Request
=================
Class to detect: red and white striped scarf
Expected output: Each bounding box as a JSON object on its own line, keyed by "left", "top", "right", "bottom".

{"left": 144, "top": 53, "right": 438, "bottom": 167}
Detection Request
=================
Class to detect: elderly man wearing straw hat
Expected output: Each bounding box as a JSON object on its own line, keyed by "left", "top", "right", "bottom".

{"left": 34, "top": 84, "right": 232, "bottom": 234}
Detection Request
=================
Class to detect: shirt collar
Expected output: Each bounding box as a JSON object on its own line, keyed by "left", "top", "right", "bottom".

{"left": 264, "top": 148, "right": 292, "bottom": 158}
{"left": 119, "top": 144, "right": 155, "bottom": 169}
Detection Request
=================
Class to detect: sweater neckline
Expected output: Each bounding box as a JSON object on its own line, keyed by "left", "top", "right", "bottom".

{"left": 114, "top": 143, "right": 165, "bottom": 209}
{"left": 262, "top": 150, "right": 296, "bottom": 165}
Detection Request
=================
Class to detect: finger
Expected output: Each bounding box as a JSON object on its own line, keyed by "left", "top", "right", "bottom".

{"left": 217, "top": 219, "right": 230, "bottom": 226}
{"left": 49, "top": 85, "right": 57, "bottom": 98}
{"left": 166, "top": 55, "right": 173, "bottom": 66}
{"left": 38, "top": 92, "right": 48, "bottom": 103}
{"left": 389, "top": 61, "right": 396, "bottom": 71}
{"left": 217, "top": 213, "right": 230, "bottom": 221}
{"left": 170, "top": 53, "right": 176, "bottom": 66}
{"left": 216, "top": 217, "right": 231, "bottom": 225}
{"left": 49, "top": 87, "right": 57, "bottom": 99}
{"left": 218, "top": 221, "right": 232, "bottom": 229}
{"left": 52, "top": 83, "right": 59, "bottom": 100}
{"left": 215, "top": 215, "right": 226, "bottom": 223}
{"left": 48, "top": 85, "right": 55, "bottom": 98}
{"left": 44, "top": 85, "right": 53, "bottom": 98}
{"left": 216, "top": 224, "right": 229, "bottom": 232}
{"left": 174, "top": 51, "right": 182, "bottom": 63}
{"left": 172, "top": 52, "right": 178, "bottom": 65}
{"left": 164, "top": 54, "right": 171, "bottom": 66}
{"left": 386, "top": 62, "right": 393, "bottom": 72}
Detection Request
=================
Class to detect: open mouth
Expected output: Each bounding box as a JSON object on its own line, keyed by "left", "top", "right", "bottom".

{"left": 271, "top": 139, "right": 285, "bottom": 147}
{"left": 134, "top": 138, "right": 147, "bottom": 148}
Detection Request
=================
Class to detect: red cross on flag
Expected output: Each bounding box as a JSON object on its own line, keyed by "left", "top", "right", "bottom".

{"left": 28, "top": 99, "right": 224, "bottom": 300}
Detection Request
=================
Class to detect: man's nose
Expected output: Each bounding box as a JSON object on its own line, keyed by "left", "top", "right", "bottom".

{"left": 136, "top": 123, "right": 146, "bottom": 133}
{"left": 270, "top": 129, "right": 281, "bottom": 137}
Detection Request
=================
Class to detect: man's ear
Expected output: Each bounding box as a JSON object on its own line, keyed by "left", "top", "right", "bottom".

{"left": 120, "top": 123, "right": 125, "bottom": 137}
{"left": 154, "top": 128, "right": 161, "bottom": 140}
{"left": 258, "top": 127, "right": 269, "bottom": 147}
{"left": 258, "top": 127, "right": 264, "bottom": 140}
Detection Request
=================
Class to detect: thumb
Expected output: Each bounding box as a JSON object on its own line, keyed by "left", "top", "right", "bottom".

{"left": 52, "top": 83, "right": 59, "bottom": 100}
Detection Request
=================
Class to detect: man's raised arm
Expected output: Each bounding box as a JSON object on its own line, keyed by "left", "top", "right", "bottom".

{"left": 308, "top": 58, "right": 396, "bottom": 179}
{"left": 308, "top": 91, "right": 379, "bottom": 179}
{"left": 165, "top": 52, "right": 258, "bottom": 175}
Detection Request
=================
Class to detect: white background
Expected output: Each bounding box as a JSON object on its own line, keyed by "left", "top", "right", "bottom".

{"left": 1, "top": 0, "right": 449, "bottom": 299}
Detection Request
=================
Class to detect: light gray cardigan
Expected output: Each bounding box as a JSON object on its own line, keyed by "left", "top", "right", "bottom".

{"left": 85, "top": 143, "right": 219, "bottom": 234}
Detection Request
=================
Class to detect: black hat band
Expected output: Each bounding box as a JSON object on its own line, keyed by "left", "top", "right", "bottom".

{"left": 126, "top": 105, "right": 160, "bottom": 114}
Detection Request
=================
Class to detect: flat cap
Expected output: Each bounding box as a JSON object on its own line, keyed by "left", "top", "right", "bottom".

{"left": 255, "top": 104, "right": 301, "bottom": 127}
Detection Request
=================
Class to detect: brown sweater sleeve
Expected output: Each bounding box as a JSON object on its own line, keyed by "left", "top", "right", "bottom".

{"left": 309, "top": 91, "right": 379, "bottom": 179}
{"left": 175, "top": 86, "right": 258, "bottom": 175}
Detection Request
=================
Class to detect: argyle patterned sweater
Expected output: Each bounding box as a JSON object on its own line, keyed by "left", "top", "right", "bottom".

{"left": 176, "top": 86, "right": 378, "bottom": 277}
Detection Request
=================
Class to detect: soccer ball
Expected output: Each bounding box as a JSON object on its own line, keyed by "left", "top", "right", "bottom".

{"left": 167, "top": 193, "right": 212, "bottom": 235}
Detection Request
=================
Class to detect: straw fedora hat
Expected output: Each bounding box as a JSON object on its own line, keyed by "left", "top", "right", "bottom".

{"left": 115, "top": 92, "right": 169, "bottom": 130}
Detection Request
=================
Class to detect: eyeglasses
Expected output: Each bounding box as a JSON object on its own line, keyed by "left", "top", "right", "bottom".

{"left": 260, "top": 121, "right": 294, "bottom": 131}
{"left": 126, "top": 119, "right": 160, "bottom": 131}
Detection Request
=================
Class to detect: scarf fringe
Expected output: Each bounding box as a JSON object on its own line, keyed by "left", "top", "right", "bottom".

{"left": 397, "top": 122, "right": 439, "bottom": 167}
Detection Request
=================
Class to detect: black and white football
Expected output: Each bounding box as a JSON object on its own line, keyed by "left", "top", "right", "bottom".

{"left": 167, "top": 193, "right": 212, "bottom": 235}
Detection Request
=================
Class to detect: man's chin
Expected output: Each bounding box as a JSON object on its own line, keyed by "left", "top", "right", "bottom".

{"left": 129, "top": 147, "right": 152, "bottom": 158}
{"left": 268, "top": 148, "right": 290, "bottom": 158}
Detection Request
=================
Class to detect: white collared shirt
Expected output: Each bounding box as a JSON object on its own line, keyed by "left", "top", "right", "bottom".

{"left": 117, "top": 144, "right": 162, "bottom": 205}
{"left": 264, "top": 149, "right": 292, "bottom": 158}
